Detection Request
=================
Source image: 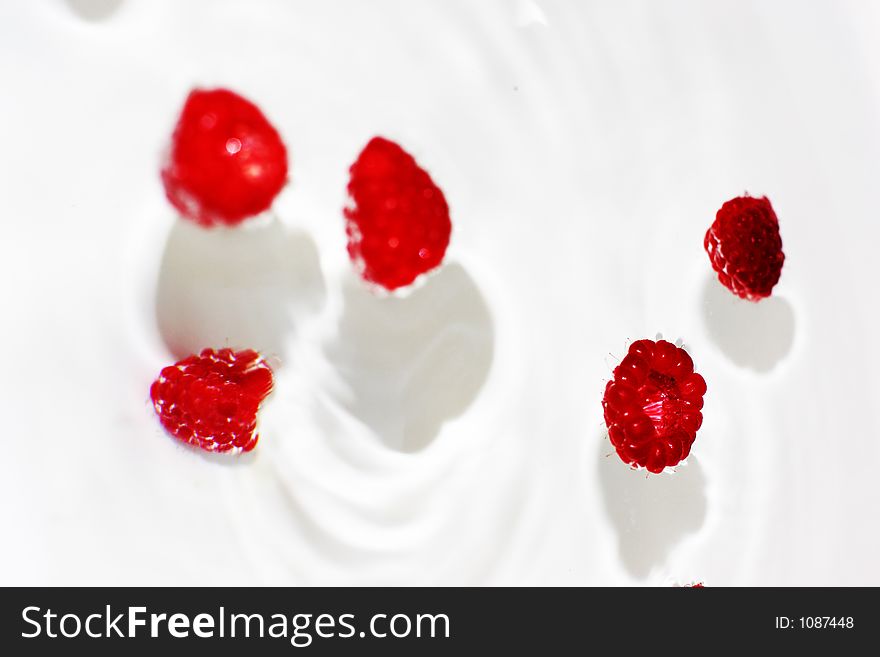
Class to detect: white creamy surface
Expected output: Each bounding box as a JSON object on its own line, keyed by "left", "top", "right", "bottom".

{"left": 2, "top": 0, "right": 880, "bottom": 585}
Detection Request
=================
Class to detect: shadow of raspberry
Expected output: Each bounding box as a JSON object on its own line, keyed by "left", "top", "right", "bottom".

{"left": 701, "top": 274, "right": 795, "bottom": 372}
{"left": 65, "top": 0, "right": 124, "bottom": 21}
{"left": 155, "top": 215, "right": 325, "bottom": 364}
{"left": 597, "top": 432, "right": 707, "bottom": 579}
{"left": 324, "top": 263, "right": 494, "bottom": 453}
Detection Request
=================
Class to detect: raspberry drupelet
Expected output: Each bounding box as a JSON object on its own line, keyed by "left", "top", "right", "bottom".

{"left": 344, "top": 136, "right": 452, "bottom": 291}
{"left": 602, "top": 339, "right": 707, "bottom": 474}
{"left": 161, "top": 88, "right": 288, "bottom": 227}
{"left": 150, "top": 348, "right": 274, "bottom": 454}
{"left": 704, "top": 195, "right": 785, "bottom": 301}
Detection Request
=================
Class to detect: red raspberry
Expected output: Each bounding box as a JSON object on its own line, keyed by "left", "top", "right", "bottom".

{"left": 150, "top": 348, "right": 274, "bottom": 454}
{"left": 161, "top": 88, "right": 288, "bottom": 227}
{"left": 704, "top": 195, "right": 785, "bottom": 301}
{"left": 344, "top": 136, "right": 452, "bottom": 290}
{"left": 602, "top": 339, "right": 707, "bottom": 474}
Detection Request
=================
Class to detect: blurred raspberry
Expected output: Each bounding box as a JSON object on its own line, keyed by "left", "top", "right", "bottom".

{"left": 602, "top": 339, "right": 707, "bottom": 474}
{"left": 345, "top": 136, "right": 452, "bottom": 290}
{"left": 704, "top": 195, "right": 784, "bottom": 301}
{"left": 161, "top": 88, "right": 288, "bottom": 227}
{"left": 150, "top": 348, "right": 274, "bottom": 454}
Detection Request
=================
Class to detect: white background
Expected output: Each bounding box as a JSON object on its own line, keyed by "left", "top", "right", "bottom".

{"left": 1, "top": 0, "right": 878, "bottom": 585}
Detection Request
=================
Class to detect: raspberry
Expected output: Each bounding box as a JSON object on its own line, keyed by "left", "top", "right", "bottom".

{"left": 602, "top": 339, "right": 707, "bottom": 474}
{"left": 344, "top": 136, "right": 452, "bottom": 290}
{"left": 161, "top": 88, "right": 288, "bottom": 227}
{"left": 704, "top": 195, "right": 785, "bottom": 301}
{"left": 150, "top": 348, "right": 274, "bottom": 454}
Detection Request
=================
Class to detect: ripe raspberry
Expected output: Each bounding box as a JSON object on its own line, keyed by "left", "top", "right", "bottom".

{"left": 602, "top": 339, "right": 707, "bottom": 474}
{"left": 150, "top": 348, "right": 274, "bottom": 454}
{"left": 344, "top": 136, "right": 452, "bottom": 290}
{"left": 161, "top": 88, "right": 288, "bottom": 227}
{"left": 704, "top": 195, "right": 785, "bottom": 301}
